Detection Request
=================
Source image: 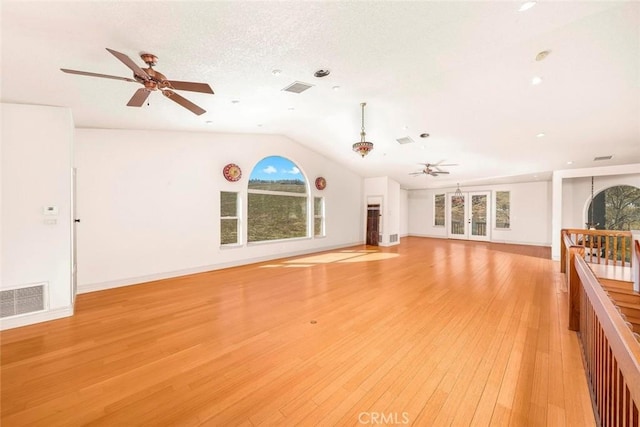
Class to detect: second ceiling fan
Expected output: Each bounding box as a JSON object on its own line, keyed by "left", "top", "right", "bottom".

{"left": 61, "top": 48, "right": 214, "bottom": 115}
{"left": 410, "top": 161, "right": 457, "bottom": 177}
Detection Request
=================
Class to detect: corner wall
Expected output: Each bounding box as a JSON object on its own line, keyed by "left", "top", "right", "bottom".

{"left": 1, "top": 103, "right": 74, "bottom": 329}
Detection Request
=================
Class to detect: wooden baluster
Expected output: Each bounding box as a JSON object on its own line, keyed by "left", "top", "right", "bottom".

{"left": 605, "top": 235, "right": 610, "bottom": 266}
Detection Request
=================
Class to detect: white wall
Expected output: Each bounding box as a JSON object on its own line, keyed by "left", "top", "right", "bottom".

{"left": 562, "top": 173, "right": 640, "bottom": 228}
{"left": 1, "top": 103, "right": 74, "bottom": 328}
{"left": 551, "top": 164, "right": 640, "bottom": 259}
{"left": 408, "top": 180, "right": 552, "bottom": 246}
{"left": 399, "top": 189, "right": 409, "bottom": 237}
{"left": 75, "top": 128, "right": 363, "bottom": 292}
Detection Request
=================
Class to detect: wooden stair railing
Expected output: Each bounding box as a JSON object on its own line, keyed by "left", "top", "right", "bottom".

{"left": 575, "top": 257, "right": 640, "bottom": 426}
{"left": 562, "top": 228, "right": 633, "bottom": 267}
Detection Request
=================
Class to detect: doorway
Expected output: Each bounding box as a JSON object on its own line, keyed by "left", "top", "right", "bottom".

{"left": 447, "top": 191, "right": 491, "bottom": 241}
{"left": 366, "top": 204, "right": 380, "bottom": 246}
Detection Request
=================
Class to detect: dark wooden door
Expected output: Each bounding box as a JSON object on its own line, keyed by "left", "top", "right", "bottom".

{"left": 366, "top": 204, "right": 380, "bottom": 246}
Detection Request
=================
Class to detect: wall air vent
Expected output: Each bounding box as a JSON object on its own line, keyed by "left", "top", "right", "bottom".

{"left": 594, "top": 155, "right": 613, "bottom": 161}
{"left": 281, "top": 81, "right": 314, "bottom": 94}
{"left": 396, "top": 137, "right": 415, "bottom": 145}
{"left": 1, "top": 283, "right": 46, "bottom": 318}
{"left": 390, "top": 234, "right": 399, "bottom": 243}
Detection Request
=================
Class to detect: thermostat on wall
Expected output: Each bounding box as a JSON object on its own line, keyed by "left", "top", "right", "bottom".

{"left": 43, "top": 206, "right": 59, "bottom": 215}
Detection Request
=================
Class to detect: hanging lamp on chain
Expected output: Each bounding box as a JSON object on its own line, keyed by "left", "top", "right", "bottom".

{"left": 454, "top": 183, "right": 464, "bottom": 201}
{"left": 352, "top": 102, "right": 374, "bottom": 158}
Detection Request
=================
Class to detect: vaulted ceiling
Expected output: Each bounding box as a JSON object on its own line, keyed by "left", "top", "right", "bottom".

{"left": 2, "top": 1, "right": 639, "bottom": 189}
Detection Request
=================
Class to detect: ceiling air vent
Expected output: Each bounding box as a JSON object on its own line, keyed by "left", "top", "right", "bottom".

{"left": 281, "top": 81, "right": 314, "bottom": 94}
{"left": 396, "top": 136, "right": 415, "bottom": 145}
{"left": 594, "top": 155, "right": 613, "bottom": 161}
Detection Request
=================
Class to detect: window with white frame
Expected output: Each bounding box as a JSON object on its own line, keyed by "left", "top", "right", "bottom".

{"left": 220, "top": 191, "right": 240, "bottom": 245}
{"left": 495, "top": 191, "right": 510, "bottom": 229}
{"left": 314, "top": 197, "right": 325, "bottom": 237}
{"left": 248, "top": 156, "right": 307, "bottom": 242}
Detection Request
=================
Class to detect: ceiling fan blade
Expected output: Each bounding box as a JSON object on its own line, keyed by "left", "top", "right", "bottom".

{"left": 436, "top": 171, "right": 450, "bottom": 174}
{"left": 106, "top": 48, "right": 150, "bottom": 81}
{"left": 409, "top": 172, "right": 424, "bottom": 176}
{"left": 162, "top": 90, "right": 206, "bottom": 115}
{"left": 165, "top": 80, "right": 214, "bottom": 94}
{"left": 60, "top": 68, "right": 137, "bottom": 83}
{"left": 127, "top": 88, "right": 151, "bottom": 107}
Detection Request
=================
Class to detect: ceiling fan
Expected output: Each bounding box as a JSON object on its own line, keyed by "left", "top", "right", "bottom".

{"left": 410, "top": 161, "right": 457, "bottom": 177}
{"left": 61, "top": 48, "right": 214, "bottom": 115}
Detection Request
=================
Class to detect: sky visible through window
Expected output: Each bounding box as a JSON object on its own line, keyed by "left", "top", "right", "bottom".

{"left": 250, "top": 156, "right": 302, "bottom": 181}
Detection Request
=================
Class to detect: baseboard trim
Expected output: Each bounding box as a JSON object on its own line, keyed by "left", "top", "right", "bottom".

{"left": 408, "top": 234, "right": 551, "bottom": 247}
{"left": 79, "top": 241, "right": 364, "bottom": 294}
{"left": 0, "top": 306, "right": 74, "bottom": 331}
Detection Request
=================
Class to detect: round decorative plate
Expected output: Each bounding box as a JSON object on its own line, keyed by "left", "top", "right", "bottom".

{"left": 223, "top": 163, "right": 242, "bottom": 182}
{"left": 315, "top": 177, "right": 327, "bottom": 190}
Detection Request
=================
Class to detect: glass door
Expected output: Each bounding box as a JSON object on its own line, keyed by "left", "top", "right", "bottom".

{"left": 448, "top": 193, "right": 467, "bottom": 239}
{"left": 447, "top": 191, "right": 491, "bottom": 241}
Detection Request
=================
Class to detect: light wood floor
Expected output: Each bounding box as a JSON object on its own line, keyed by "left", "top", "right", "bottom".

{"left": 1, "top": 237, "right": 596, "bottom": 426}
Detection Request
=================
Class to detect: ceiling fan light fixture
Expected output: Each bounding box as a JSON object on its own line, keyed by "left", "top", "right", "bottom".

{"left": 353, "top": 102, "right": 374, "bottom": 158}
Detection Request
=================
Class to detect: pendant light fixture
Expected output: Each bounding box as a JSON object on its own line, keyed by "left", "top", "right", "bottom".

{"left": 454, "top": 183, "right": 464, "bottom": 201}
{"left": 353, "top": 102, "right": 374, "bottom": 158}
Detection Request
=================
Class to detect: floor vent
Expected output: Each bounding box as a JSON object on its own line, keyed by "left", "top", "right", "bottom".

{"left": 1, "top": 284, "right": 46, "bottom": 318}
{"left": 390, "top": 234, "right": 399, "bottom": 243}
{"left": 281, "top": 81, "right": 314, "bottom": 94}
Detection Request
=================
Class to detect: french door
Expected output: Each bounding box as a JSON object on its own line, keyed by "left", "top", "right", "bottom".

{"left": 447, "top": 191, "right": 491, "bottom": 241}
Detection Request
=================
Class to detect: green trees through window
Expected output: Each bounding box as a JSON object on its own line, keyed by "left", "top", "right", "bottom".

{"left": 588, "top": 185, "right": 640, "bottom": 230}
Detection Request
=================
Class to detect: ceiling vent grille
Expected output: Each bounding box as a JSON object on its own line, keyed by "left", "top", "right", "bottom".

{"left": 396, "top": 136, "right": 415, "bottom": 145}
{"left": 281, "top": 81, "right": 314, "bottom": 94}
{"left": 594, "top": 155, "right": 613, "bottom": 161}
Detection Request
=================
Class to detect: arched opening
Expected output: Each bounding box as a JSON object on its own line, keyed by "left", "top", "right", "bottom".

{"left": 247, "top": 156, "right": 308, "bottom": 242}
{"left": 586, "top": 184, "right": 640, "bottom": 230}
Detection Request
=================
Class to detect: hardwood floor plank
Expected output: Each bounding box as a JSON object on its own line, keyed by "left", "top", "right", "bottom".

{"left": 0, "top": 237, "right": 595, "bottom": 426}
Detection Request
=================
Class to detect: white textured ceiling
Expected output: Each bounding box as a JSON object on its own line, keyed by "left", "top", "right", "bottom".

{"left": 2, "top": 1, "right": 639, "bottom": 189}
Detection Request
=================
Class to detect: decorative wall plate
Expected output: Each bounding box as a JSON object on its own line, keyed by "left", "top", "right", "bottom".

{"left": 315, "top": 177, "right": 327, "bottom": 190}
{"left": 223, "top": 163, "right": 242, "bottom": 182}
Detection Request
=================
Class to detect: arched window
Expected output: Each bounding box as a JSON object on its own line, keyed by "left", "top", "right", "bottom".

{"left": 248, "top": 156, "right": 308, "bottom": 242}
{"left": 587, "top": 184, "right": 640, "bottom": 230}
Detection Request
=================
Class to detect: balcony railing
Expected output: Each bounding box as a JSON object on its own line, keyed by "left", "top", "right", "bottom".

{"left": 561, "top": 229, "right": 640, "bottom": 426}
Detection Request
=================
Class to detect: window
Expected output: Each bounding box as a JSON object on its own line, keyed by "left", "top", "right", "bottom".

{"left": 314, "top": 197, "right": 325, "bottom": 237}
{"left": 434, "top": 194, "right": 445, "bottom": 226}
{"left": 587, "top": 185, "right": 640, "bottom": 230}
{"left": 495, "top": 191, "right": 510, "bottom": 229}
{"left": 248, "top": 156, "right": 307, "bottom": 242}
{"left": 220, "top": 191, "right": 239, "bottom": 245}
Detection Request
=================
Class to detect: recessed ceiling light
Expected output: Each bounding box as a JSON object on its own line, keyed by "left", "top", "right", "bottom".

{"left": 420, "top": 133, "right": 430, "bottom": 138}
{"left": 519, "top": 1, "right": 537, "bottom": 12}
{"left": 535, "top": 50, "right": 551, "bottom": 61}
{"left": 272, "top": 69, "right": 282, "bottom": 76}
{"left": 403, "top": 125, "right": 409, "bottom": 130}
{"left": 257, "top": 124, "right": 263, "bottom": 127}
{"left": 536, "top": 133, "right": 545, "bottom": 138}
{"left": 531, "top": 76, "right": 543, "bottom": 85}
{"left": 567, "top": 161, "right": 574, "bottom": 165}
{"left": 231, "top": 99, "right": 240, "bottom": 104}
{"left": 288, "top": 107, "right": 295, "bottom": 111}
{"left": 332, "top": 85, "right": 340, "bottom": 91}
{"left": 205, "top": 120, "right": 213, "bottom": 124}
